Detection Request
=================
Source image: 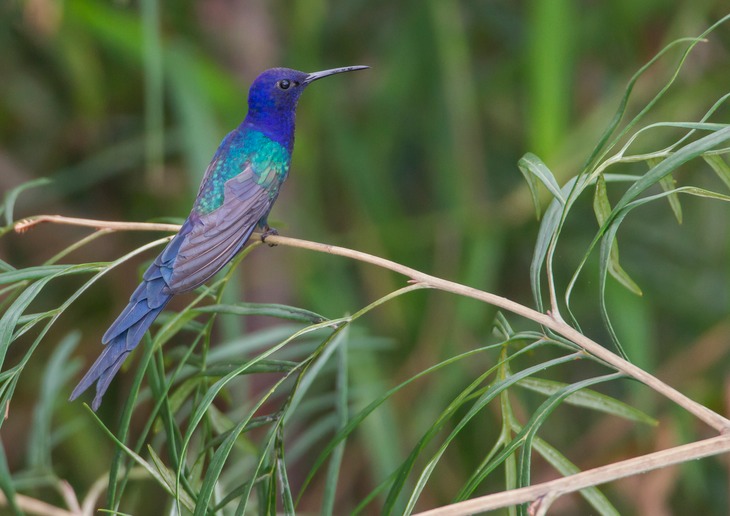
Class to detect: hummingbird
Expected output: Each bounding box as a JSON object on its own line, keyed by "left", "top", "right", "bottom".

{"left": 70, "top": 65, "right": 368, "bottom": 410}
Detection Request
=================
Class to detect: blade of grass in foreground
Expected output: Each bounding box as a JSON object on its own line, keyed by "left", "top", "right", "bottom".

{"left": 322, "top": 335, "right": 349, "bottom": 515}
{"left": 516, "top": 376, "right": 656, "bottom": 425}
{"left": 86, "top": 405, "right": 197, "bottom": 511}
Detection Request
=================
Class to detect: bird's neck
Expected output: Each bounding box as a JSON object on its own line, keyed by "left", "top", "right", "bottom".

{"left": 242, "top": 109, "right": 296, "bottom": 154}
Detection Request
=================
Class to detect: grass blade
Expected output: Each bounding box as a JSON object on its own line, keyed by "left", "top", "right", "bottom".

{"left": 516, "top": 377, "right": 656, "bottom": 425}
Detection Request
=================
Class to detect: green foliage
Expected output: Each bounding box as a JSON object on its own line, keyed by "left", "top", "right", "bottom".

{"left": 2, "top": 3, "right": 730, "bottom": 515}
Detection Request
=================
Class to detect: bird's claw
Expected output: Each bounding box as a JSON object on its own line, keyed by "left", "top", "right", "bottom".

{"left": 260, "top": 226, "right": 279, "bottom": 247}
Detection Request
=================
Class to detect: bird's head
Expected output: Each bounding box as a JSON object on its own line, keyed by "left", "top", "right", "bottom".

{"left": 244, "top": 66, "right": 368, "bottom": 149}
{"left": 247, "top": 68, "right": 309, "bottom": 116}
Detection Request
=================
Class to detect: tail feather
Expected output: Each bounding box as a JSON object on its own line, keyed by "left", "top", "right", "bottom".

{"left": 101, "top": 274, "right": 169, "bottom": 343}
{"left": 70, "top": 265, "right": 173, "bottom": 410}
{"left": 71, "top": 219, "right": 194, "bottom": 410}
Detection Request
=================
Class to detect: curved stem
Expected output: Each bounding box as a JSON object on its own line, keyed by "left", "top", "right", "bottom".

{"left": 15, "top": 215, "right": 730, "bottom": 432}
{"left": 264, "top": 232, "right": 730, "bottom": 432}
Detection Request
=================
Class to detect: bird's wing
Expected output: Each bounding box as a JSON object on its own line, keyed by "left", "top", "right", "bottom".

{"left": 167, "top": 165, "right": 275, "bottom": 293}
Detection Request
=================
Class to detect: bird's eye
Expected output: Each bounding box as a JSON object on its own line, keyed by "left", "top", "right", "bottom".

{"left": 277, "top": 79, "right": 291, "bottom": 90}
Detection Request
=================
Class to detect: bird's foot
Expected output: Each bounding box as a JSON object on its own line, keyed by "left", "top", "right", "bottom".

{"left": 260, "top": 226, "right": 279, "bottom": 247}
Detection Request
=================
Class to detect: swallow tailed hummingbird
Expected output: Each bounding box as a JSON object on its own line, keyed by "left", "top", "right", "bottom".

{"left": 70, "top": 65, "right": 368, "bottom": 410}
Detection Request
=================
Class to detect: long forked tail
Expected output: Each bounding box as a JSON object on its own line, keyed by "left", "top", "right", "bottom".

{"left": 70, "top": 259, "right": 174, "bottom": 410}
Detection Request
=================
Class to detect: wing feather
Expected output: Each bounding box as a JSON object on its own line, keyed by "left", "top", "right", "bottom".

{"left": 167, "top": 165, "right": 275, "bottom": 293}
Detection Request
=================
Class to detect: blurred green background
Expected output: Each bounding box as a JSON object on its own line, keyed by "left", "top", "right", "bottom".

{"left": 2, "top": 0, "right": 730, "bottom": 513}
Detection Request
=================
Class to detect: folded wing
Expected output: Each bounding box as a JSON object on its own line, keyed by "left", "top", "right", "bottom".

{"left": 167, "top": 167, "right": 275, "bottom": 293}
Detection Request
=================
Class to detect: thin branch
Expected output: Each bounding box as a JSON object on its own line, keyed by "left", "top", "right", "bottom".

{"left": 81, "top": 473, "right": 112, "bottom": 516}
{"left": 414, "top": 434, "right": 730, "bottom": 515}
{"left": 57, "top": 480, "right": 81, "bottom": 514}
{"left": 0, "top": 491, "right": 76, "bottom": 516}
{"left": 14, "top": 214, "right": 730, "bottom": 433}
{"left": 265, "top": 236, "right": 730, "bottom": 433}
{"left": 14, "top": 215, "right": 179, "bottom": 233}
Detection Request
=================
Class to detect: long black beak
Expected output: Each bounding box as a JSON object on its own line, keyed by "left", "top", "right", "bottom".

{"left": 303, "top": 65, "right": 369, "bottom": 85}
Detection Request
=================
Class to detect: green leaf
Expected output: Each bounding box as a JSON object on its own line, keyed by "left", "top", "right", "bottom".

{"left": 607, "top": 248, "right": 643, "bottom": 297}
{"left": 592, "top": 174, "right": 611, "bottom": 226}
{"left": 615, "top": 126, "right": 730, "bottom": 212}
{"left": 193, "top": 412, "right": 257, "bottom": 516}
{"left": 2, "top": 178, "right": 52, "bottom": 226}
{"left": 0, "top": 279, "right": 52, "bottom": 370}
{"left": 28, "top": 332, "right": 81, "bottom": 470}
{"left": 516, "top": 377, "right": 657, "bottom": 425}
{"left": 194, "top": 303, "right": 327, "bottom": 324}
{"left": 147, "top": 446, "right": 197, "bottom": 511}
{"left": 0, "top": 259, "right": 15, "bottom": 273}
{"left": 584, "top": 16, "right": 730, "bottom": 175}
{"left": 0, "top": 441, "right": 20, "bottom": 515}
{"left": 518, "top": 153, "right": 565, "bottom": 219}
{"left": 658, "top": 174, "right": 682, "bottom": 223}
{"left": 598, "top": 179, "right": 730, "bottom": 354}
{"left": 107, "top": 334, "right": 161, "bottom": 508}
{"left": 703, "top": 153, "right": 730, "bottom": 192}
{"left": 277, "top": 433, "right": 296, "bottom": 516}
{"left": 653, "top": 158, "right": 682, "bottom": 224}
{"left": 592, "top": 175, "right": 643, "bottom": 297}
{"left": 283, "top": 326, "right": 349, "bottom": 425}
{"left": 0, "top": 264, "right": 98, "bottom": 285}
{"left": 584, "top": 128, "right": 730, "bottom": 354}
{"left": 671, "top": 186, "right": 730, "bottom": 201}
{"left": 530, "top": 176, "right": 580, "bottom": 312}
{"left": 322, "top": 339, "right": 349, "bottom": 516}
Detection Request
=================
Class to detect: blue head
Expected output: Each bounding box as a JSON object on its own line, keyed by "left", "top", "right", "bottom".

{"left": 243, "top": 66, "right": 368, "bottom": 151}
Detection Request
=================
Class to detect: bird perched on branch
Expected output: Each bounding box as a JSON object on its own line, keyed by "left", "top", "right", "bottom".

{"left": 70, "top": 65, "right": 368, "bottom": 410}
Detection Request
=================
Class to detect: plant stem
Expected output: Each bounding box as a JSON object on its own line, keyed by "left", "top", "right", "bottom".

{"left": 15, "top": 214, "right": 730, "bottom": 434}
{"left": 14, "top": 215, "right": 180, "bottom": 233}
{"left": 414, "top": 434, "right": 730, "bottom": 515}
{"left": 263, "top": 233, "right": 730, "bottom": 433}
